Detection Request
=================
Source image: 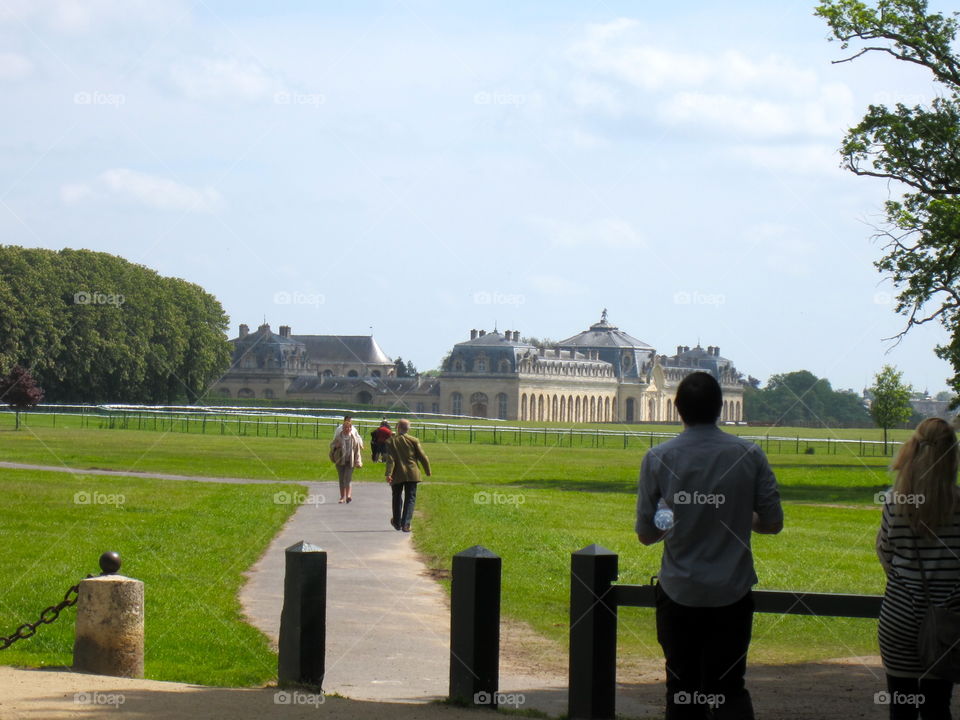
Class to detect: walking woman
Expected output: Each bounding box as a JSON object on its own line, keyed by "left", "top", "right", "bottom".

{"left": 331, "top": 415, "right": 363, "bottom": 504}
{"left": 877, "top": 417, "right": 960, "bottom": 719}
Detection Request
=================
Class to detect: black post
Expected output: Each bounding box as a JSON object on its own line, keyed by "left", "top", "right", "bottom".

{"left": 569, "top": 544, "right": 619, "bottom": 720}
{"left": 449, "top": 545, "right": 501, "bottom": 708}
{"left": 278, "top": 541, "right": 326, "bottom": 688}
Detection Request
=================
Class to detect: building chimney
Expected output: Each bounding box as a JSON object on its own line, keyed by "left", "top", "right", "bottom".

{"left": 713, "top": 346, "right": 720, "bottom": 356}
{"left": 513, "top": 331, "right": 520, "bottom": 342}
{"left": 677, "top": 345, "right": 683, "bottom": 355}
{"left": 279, "top": 325, "right": 291, "bottom": 338}
{"left": 479, "top": 330, "right": 486, "bottom": 337}
{"left": 239, "top": 324, "right": 249, "bottom": 338}
{"left": 684, "top": 346, "right": 690, "bottom": 353}
{"left": 471, "top": 329, "right": 478, "bottom": 340}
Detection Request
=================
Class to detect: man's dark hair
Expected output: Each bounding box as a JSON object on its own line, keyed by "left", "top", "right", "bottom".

{"left": 674, "top": 371, "right": 723, "bottom": 425}
{"left": 343, "top": 414, "right": 352, "bottom": 422}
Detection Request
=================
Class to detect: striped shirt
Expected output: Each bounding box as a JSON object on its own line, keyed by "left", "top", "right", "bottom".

{"left": 877, "top": 494, "right": 960, "bottom": 677}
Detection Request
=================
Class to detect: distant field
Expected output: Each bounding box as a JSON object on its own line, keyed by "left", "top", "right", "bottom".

{"left": 0, "top": 421, "right": 898, "bottom": 680}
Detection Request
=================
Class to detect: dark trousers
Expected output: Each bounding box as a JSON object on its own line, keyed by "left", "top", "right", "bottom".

{"left": 885, "top": 674, "right": 953, "bottom": 720}
{"left": 391, "top": 482, "right": 418, "bottom": 528}
{"left": 655, "top": 584, "right": 755, "bottom": 720}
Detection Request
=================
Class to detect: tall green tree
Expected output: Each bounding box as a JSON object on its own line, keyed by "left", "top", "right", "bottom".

{"left": 0, "top": 365, "right": 44, "bottom": 429}
{"left": 816, "top": 0, "right": 960, "bottom": 403}
{"left": 0, "top": 246, "right": 231, "bottom": 403}
{"left": 870, "top": 364, "right": 914, "bottom": 448}
{"left": 743, "top": 369, "right": 871, "bottom": 427}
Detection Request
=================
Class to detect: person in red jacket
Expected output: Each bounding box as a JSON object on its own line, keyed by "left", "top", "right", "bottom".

{"left": 371, "top": 420, "right": 393, "bottom": 463}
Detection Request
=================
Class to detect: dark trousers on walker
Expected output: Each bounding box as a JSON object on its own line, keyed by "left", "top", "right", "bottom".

{"left": 655, "top": 584, "right": 755, "bottom": 719}
{"left": 391, "top": 481, "right": 418, "bottom": 528}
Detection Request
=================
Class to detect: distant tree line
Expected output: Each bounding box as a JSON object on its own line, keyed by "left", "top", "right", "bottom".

{"left": 743, "top": 370, "right": 871, "bottom": 428}
{"left": 0, "top": 246, "right": 231, "bottom": 404}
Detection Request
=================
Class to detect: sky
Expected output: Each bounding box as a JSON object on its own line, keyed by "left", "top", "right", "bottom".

{"left": 1, "top": 0, "right": 955, "bottom": 394}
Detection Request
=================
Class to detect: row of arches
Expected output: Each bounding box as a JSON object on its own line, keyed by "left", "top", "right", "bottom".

{"left": 519, "top": 393, "right": 615, "bottom": 423}
{"left": 450, "top": 392, "right": 509, "bottom": 419}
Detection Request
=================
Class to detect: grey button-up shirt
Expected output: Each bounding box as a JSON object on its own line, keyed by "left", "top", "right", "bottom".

{"left": 636, "top": 424, "right": 783, "bottom": 607}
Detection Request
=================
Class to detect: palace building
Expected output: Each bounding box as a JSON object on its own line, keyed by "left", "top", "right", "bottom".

{"left": 439, "top": 312, "right": 744, "bottom": 423}
{"left": 215, "top": 313, "right": 745, "bottom": 423}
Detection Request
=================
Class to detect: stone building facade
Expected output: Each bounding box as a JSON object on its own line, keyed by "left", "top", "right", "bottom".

{"left": 439, "top": 313, "right": 745, "bottom": 423}
{"left": 216, "top": 314, "right": 745, "bottom": 423}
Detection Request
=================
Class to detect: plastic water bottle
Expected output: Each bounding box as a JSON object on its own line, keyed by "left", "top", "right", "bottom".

{"left": 654, "top": 499, "right": 674, "bottom": 531}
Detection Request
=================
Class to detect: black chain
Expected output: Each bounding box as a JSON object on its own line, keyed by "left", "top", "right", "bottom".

{"left": 0, "top": 575, "right": 91, "bottom": 650}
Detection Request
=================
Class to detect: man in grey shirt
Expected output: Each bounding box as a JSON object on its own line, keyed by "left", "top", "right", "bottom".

{"left": 637, "top": 371, "right": 782, "bottom": 720}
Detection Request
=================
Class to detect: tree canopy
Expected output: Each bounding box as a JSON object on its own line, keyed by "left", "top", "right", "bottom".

{"left": 816, "top": 0, "right": 960, "bottom": 402}
{"left": 743, "top": 369, "right": 871, "bottom": 427}
{"left": 0, "top": 246, "right": 231, "bottom": 403}
{"left": 869, "top": 364, "right": 914, "bottom": 445}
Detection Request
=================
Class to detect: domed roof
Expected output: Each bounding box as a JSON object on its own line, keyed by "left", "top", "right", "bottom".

{"left": 557, "top": 310, "right": 653, "bottom": 350}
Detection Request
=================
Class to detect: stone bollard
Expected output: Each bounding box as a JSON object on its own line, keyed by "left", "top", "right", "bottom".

{"left": 73, "top": 575, "right": 144, "bottom": 678}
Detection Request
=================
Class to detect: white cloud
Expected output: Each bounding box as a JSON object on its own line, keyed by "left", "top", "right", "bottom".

{"left": 61, "top": 169, "right": 222, "bottom": 213}
{"left": 0, "top": 53, "right": 32, "bottom": 80}
{"left": 169, "top": 58, "right": 278, "bottom": 102}
{"left": 0, "top": 0, "right": 188, "bottom": 33}
{"left": 529, "top": 216, "right": 646, "bottom": 249}
{"left": 568, "top": 18, "right": 855, "bottom": 139}
{"left": 731, "top": 143, "right": 844, "bottom": 175}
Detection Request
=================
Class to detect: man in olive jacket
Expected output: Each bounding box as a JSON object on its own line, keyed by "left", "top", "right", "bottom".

{"left": 385, "top": 418, "right": 431, "bottom": 532}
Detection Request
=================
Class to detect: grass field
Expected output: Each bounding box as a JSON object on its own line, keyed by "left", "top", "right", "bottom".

{"left": 0, "top": 420, "right": 899, "bottom": 684}
{"left": 0, "top": 467, "right": 298, "bottom": 686}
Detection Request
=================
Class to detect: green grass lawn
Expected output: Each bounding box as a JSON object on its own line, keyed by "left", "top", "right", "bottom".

{"left": 0, "top": 422, "right": 899, "bottom": 684}
{"left": 0, "top": 467, "right": 298, "bottom": 686}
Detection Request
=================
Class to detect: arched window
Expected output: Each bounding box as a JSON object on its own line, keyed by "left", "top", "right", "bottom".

{"left": 589, "top": 396, "right": 596, "bottom": 422}
{"left": 552, "top": 395, "right": 558, "bottom": 421}
{"left": 453, "top": 358, "right": 465, "bottom": 372}
{"left": 356, "top": 391, "right": 372, "bottom": 404}
{"left": 538, "top": 395, "right": 544, "bottom": 422}
{"left": 604, "top": 397, "right": 611, "bottom": 422}
{"left": 560, "top": 395, "right": 566, "bottom": 422}
{"left": 322, "top": 369, "right": 333, "bottom": 378}
{"left": 452, "top": 392, "right": 463, "bottom": 415}
{"left": 497, "top": 393, "right": 508, "bottom": 420}
{"left": 520, "top": 393, "right": 527, "bottom": 421}
{"left": 575, "top": 396, "right": 581, "bottom": 423}
{"left": 475, "top": 356, "right": 487, "bottom": 372}
{"left": 348, "top": 370, "right": 359, "bottom": 378}
{"left": 498, "top": 359, "right": 511, "bottom": 373}
{"left": 372, "top": 370, "right": 381, "bottom": 378}
{"left": 470, "top": 392, "right": 489, "bottom": 418}
{"left": 626, "top": 397, "right": 635, "bottom": 423}
{"left": 263, "top": 388, "right": 275, "bottom": 399}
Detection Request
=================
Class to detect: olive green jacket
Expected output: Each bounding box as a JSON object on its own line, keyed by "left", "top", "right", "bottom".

{"left": 385, "top": 433, "right": 431, "bottom": 483}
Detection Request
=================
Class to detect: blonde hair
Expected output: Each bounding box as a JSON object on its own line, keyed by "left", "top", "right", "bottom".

{"left": 891, "top": 417, "right": 960, "bottom": 535}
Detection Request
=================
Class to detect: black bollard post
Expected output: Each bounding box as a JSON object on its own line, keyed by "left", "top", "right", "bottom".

{"left": 568, "top": 544, "right": 619, "bottom": 720}
{"left": 278, "top": 541, "right": 326, "bottom": 688}
{"left": 449, "top": 545, "right": 501, "bottom": 708}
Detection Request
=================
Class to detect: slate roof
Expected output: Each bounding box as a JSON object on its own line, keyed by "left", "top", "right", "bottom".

{"left": 557, "top": 315, "right": 653, "bottom": 350}
{"left": 292, "top": 335, "right": 392, "bottom": 365}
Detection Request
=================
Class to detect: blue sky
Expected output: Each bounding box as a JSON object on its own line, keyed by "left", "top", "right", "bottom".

{"left": 1, "top": 0, "right": 954, "bottom": 393}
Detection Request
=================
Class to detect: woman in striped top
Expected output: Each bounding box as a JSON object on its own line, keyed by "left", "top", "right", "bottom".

{"left": 877, "top": 417, "right": 960, "bottom": 719}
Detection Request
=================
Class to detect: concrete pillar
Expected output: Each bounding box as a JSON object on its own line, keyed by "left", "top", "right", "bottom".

{"left": 73, "top": 575, "right": 144, "bottom": 678}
